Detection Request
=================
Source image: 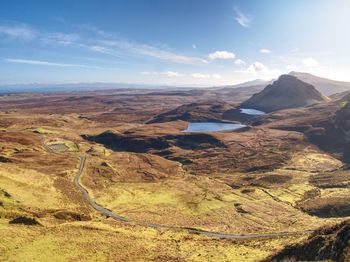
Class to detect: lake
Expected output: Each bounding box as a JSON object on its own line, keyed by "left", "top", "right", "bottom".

{"left": 183, "top": 122, "right": 246, "bottom": 132}
{"left": 240, "top": 108, "right": 265, "bottom": 115}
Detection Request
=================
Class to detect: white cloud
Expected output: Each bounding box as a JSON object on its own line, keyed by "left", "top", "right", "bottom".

{"left": 141, "top": 71, "right": 183, "bottom": 77}
{"left": 260, "top": 48, "right": 271, "bottom": 54}
{"left": 234, "top": 7, "right": 252, "bottom": 28}
{"left": 0, "top": 24, "right": 36, "bottom": 40}
{"left": 208, "top": 51, "right": 235, "bottom": 60}
{"left": 191, "top": 73, "right": 221, "bottom": 79}
{"left": 192, "top": 44, "right": 197, "bottom": 49}
{"left": 247, "top": 62, "right": 269, "bottom": 73}
{"left": 191, "top": 73, "right": 210, "bottom": 78}
{"left": 234, "top": 59, "right": 245, "bottom": 65}
{"left": 161, "top": 71, "right": 183, "bottom": 77}
{"left": 302, "top": 57, "right": 319, "bottom": 67}
{"left": 236, "top": 62, "right": 281, "bottom": 80}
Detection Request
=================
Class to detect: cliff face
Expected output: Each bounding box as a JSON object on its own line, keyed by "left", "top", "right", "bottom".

{"left": 241, "top": 75, "right": 329, "bottom": 112}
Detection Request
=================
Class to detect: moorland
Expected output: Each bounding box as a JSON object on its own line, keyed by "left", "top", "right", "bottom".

{"left": 0, "top": 72, "right": 349, "bottom": 261}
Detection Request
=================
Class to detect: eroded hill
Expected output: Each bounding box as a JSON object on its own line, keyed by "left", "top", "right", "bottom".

{"left": 242, "top": 74, "right": 329, "bottom": 112}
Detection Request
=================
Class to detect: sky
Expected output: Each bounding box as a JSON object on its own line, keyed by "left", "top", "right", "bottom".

{"left": 0, "top": 0, "right": 350, "bottom": 86}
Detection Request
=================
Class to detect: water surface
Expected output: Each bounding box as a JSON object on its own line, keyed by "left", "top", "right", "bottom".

{"left": 183, "top": 122, "right": 246, "bottom": 132}
{"left": 240, "top": 108, "right": 265, "bottom": 115}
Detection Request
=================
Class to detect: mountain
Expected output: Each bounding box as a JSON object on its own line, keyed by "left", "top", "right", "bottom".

{"left": 231, "top": 79, "right": 271, "bottom": 88}
{"left": 0, "top": 82, "right": 200, "bottom": 94}
{"left": 241, "top": 74, "right": 329, "bottom": 112}
{"left": 211, "top": 79, "right": 272, "bottom": 93}
{"left": 289, "top": 71, "right": 350, "bottom": 95}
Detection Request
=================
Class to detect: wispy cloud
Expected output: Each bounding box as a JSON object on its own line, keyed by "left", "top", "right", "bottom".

{"left": 87, "top": 45, "right": 122, "bottom": 58}
{"left": 208, "top": 51, "right": 235, "bottom": 60}
{"left": 95, "top": 37, "right": 208, "bottom": 65}
{"left": 234, "top": 7, "right": 252, "bottom": 28}
{"left": 41, "top": 32, "right": 80, "bottom": 45}
{"left": 234, "top": 59, "right": 245, "bottom": 65}
{"left": 133, "top": 44, "right": 208, "bottom": 65}
{"left": 5, "top": 58, "right": 92, "bottom": 68}
{"left": 0, "top": 23, "right": 36, "bottom": 40}
{"left": 0, "top": 22, "right": 209, "bottom": 66}
{"left": 78, "top": 26, "right": 208, "bottom": 65}
{"left": 260, "top": 48, "right": 271, "bottom": 54}
{"left": 142, "top": 71, "right": 221, "bottom": 79}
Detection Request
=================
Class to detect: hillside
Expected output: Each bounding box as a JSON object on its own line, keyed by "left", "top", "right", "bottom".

{"left": 290, "top": 71, "right": 350, "bottom": 96}
{"left": 146, "top": 101, "right": 234, "bottom": 123}
{"left": 241, "top": 74, "right": 329, "bottom": 112}
{"left": 265, "top": 220, "right": 350, "bottom": 262}
{"left": 306, "top": 95, "right": 350, "bottom": 163}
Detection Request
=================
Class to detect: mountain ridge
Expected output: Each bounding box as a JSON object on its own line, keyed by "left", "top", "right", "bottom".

{"left": 289, "top": 71, "right": 350, "bottom": 95}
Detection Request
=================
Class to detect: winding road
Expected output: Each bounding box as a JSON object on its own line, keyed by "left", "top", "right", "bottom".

{"left": 74, "top": 155, "right": 314, "bottom": 239}
{"left": 74, "top": 156, "right": 129, "bottom": 222}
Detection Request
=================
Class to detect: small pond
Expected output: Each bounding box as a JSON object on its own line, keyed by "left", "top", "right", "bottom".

{"left": 240, "top": 108, "right": 265, "bottom": 115}
{"left": 182, "top": 122, "right": 246, "bottom": 133}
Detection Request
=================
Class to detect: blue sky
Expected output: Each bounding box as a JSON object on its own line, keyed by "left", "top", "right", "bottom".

{"left": 0, "top": 0, "right": 349, "bottom": 86}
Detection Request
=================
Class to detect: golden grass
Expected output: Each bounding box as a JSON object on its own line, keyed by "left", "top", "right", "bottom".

{"left": 0, "top": 165, "right": 62, "bottom": 210}
{"left": 0, "top": 219, "right": 307, "bottom": 262}
{"left": 0, "top": 111, "right": 348, "bottom": 261}
{"left": 26, "top": 127, "right": 58, "bottom": 135}
{"left": 287, "top": 149, "right": 343, "bottom": 172}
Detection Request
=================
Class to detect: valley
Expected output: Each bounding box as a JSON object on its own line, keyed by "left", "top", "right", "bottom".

{"left": 0, "top": 73, "right": 350, "bottom": 261}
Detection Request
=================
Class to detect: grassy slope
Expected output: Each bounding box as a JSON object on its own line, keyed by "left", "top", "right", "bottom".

{"left": 81, "top": 147, "right": 346, "bottom": 234}
{"left": 0, "top": 219, "right": 307, "bottom": 262}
